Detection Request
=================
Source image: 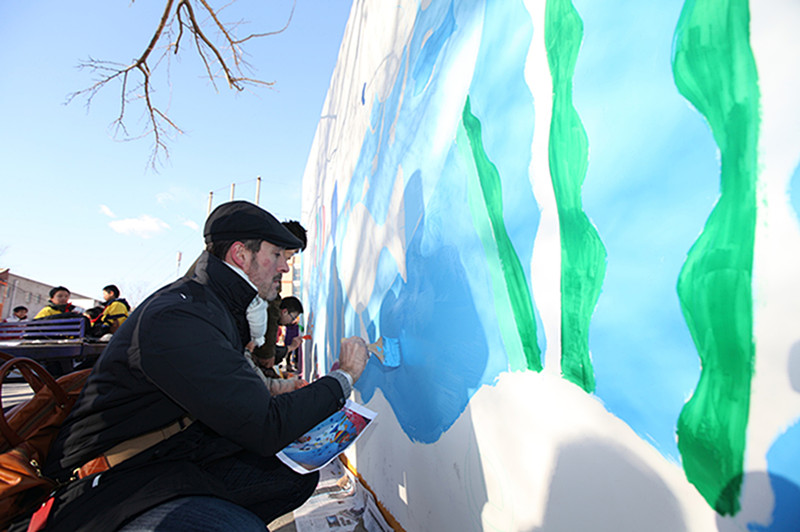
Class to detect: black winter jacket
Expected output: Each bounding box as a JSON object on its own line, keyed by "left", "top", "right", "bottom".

{"left": 39, "top": 252, "right": 345, "bottom": 531}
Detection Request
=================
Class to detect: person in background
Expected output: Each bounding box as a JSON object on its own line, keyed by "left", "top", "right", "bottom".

{"left": 283, "top": 321, "right": 303, "bottom": 374}
{"left": 82, "top": 307, "right": 106, "bottom": 338}
{"left": 276, "top": 296, "right": 304, "bottom": 373}
{"left": 280, "top": 221, "right": 307, "bottom": 258}
{"left": 8, "top": 306, "right": 28, "bottom": 322}
{"left": 242, "top": 290, "right": 306, "bottom": 395}
{"left": 34, "top": 286, "right": 76, "bottom": 319}
{"left": 96, "top": 284, "right": 131, "bottom": 334}
{"left": 83, "top": 307, "right": 103, "bottom": 323}
{"left": 251, "top": 220, "right": 308, "bottom": 375}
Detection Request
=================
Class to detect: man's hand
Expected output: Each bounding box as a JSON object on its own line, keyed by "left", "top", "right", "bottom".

{"left": 337, "top": 337, "right": 368, "bottom": 383}
{"left": 267, "top": 377, "right": 308, "bottom": 395}
{"left": 288, "top": 336, "right": 302, "bottom": 353}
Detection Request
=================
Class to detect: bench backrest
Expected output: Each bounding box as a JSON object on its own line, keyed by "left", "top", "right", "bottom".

{"left": 0, "top": 318, "right": 87, "bottom": 341}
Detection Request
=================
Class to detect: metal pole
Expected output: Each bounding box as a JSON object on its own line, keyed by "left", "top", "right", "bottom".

{"left": 10, "top": 280, "right": 17, "bottom": 312}
{"left": 207, "top": 192, "right": 213, "bottom": 215}
{"left": 230, "top": 183, "right": 235, "bottom": 201}
{"left": 255, "top": 176, "right": 261, "bottom": 206}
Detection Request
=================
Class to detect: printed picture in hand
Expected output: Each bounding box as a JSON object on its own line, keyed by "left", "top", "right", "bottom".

{"left": 277, "top": 400, "right": 377, "bottom": 474}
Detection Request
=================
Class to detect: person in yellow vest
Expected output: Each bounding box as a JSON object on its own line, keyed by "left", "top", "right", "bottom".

{"left": 96, "top": 284, "right": 131, "bottom": 334}
{"left": 34, "top": 286, "right": 76, "bottom": 318}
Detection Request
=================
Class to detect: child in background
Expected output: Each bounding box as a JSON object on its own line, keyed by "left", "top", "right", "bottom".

{"left": 244, "top": 295, "right": 307, "bottom": 395}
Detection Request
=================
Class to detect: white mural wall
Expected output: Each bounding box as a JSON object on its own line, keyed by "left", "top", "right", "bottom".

{"left": 300, "top": 0, "right": 800, "bottom": 530}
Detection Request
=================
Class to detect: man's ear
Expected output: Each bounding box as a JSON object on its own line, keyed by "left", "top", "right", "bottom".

{"left": 227, "top": 241, "right": 249, "bottom": 269}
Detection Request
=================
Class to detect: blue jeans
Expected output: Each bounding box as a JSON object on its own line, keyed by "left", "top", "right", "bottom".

{"left": 119, "top": 453, "right": 319, "bottom": 531}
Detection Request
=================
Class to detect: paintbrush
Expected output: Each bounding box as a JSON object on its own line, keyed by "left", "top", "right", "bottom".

{"left": 366, "top": 337, "right": 402, "bottom": 367}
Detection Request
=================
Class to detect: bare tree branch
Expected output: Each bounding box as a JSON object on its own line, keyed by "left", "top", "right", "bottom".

{"left": 67, "top": 0, "right": 295, "bottom": 169}
{"left": 233, "top": 1, "right": 295, "bottom": 44}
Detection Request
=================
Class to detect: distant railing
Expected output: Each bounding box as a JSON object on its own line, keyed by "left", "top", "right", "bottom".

{"left": 0, "top": 317, "right": 106, "bottom": 376}
{"left": 0, "top": 317, "right": 86, "bottom": 341}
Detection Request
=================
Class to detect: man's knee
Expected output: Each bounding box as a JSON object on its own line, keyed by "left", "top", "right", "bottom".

{"left": 295, "top": 470, "right": 320, "bottom": 504}
{"left": 251, "top": 468, "right": 320, "bottom": 524}
{"left": 119, "top": 496, "right": 264, "bottom": 531}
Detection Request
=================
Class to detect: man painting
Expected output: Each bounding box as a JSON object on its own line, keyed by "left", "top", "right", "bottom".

{"left": 33, "top": 201, "right": 368, "bottom": 532}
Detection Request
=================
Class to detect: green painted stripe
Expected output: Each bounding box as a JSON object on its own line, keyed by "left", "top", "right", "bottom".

{"left": 458, "top": 120, "right": 528, "bottom": 372}
{"left": 544, "top": 0, "right": 604, "bottom": 392}
{"left": 462, "top": 97, "right": 542, "bottom": 372}
{"left": 672, "top": 0, "right": 759, "bottom": 515}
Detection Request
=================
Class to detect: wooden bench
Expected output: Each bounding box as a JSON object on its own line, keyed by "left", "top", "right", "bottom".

{"left": 0, "top": 318, "right": 107, "bottom": 376}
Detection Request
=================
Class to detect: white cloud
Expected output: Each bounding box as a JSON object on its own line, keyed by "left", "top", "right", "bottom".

{"left": 156, "top": 186, "right": 199, "bottom": 205}
{"left": 182, "top": 220, "right": 200, "bottom": 231}
{"left": 109, "top": 215, "right": 170, "bottom": 238}
{"left": 156, "top": 191, "right": 174, "bottom": 204}
{"left": 99, "top": 204, "right": 116, "bottom": 218}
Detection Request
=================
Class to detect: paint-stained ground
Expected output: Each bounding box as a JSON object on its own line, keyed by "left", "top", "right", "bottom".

{"left": 270, "top": 459, "right": 392, "bottom": 532}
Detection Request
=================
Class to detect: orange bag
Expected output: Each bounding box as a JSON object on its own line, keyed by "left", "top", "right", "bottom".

{"left": 0, "top": 354, "right": 90, "bottom": 528}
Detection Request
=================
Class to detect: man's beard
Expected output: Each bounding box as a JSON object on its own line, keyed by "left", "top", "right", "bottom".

{"left": 262, "top": 275, "right": 282, "bottom": 301}
{"left": 261, "top": 276, "right": 281, "bottom": 301}
{"left": 247, "top": 257, "right": 281, "bottom": 301}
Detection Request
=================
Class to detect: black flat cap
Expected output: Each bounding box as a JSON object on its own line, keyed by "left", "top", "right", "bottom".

{"left": 204, "top": 201, "right": 304, "bottom": 249}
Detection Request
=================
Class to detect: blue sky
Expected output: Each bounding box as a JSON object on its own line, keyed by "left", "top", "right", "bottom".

{"left": 0, "top": 0, "right": 351, "bottom": 304}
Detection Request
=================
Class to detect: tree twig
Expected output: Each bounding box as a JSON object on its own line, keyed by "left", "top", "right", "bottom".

{"left": 67, "top": 0, "right": 293, "bottom": 169}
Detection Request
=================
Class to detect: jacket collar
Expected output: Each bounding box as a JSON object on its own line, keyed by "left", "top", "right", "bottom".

{"left": 191, "top": 251, "right": 258, "bottom": 345}
{"left": 48, "top": 302, "right": 74, "bottom": 313}
{"left": 193, "top": 251, "right": 257, "bottom": 309}
{"left": 102, "top": 297, "right": 130, "bottom": 310}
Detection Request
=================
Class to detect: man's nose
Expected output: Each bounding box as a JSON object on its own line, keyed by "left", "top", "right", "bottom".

{"left": 278, "top": 254, "right": 290, "bottom": 273}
